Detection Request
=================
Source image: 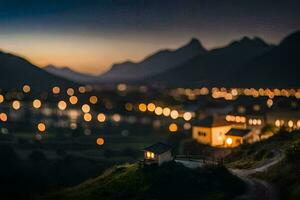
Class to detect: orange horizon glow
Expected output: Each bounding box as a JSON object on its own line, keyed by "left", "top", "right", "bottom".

{"left": 0, "top": 32, "right": 191, "bottom": 75}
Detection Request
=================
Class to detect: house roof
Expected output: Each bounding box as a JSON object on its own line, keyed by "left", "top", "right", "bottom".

{"left": 193, "top": 116, "right": 229, "bottom": 128}
{"left": 143, "top": 143, "right": 172, "bottom": 154}
{"left": 226, "top": 128, "right": 251, "bottom": 137}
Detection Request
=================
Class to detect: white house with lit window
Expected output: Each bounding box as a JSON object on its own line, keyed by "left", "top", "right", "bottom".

{"left": 143, "top": 143, "right": 172, "bottom": 165}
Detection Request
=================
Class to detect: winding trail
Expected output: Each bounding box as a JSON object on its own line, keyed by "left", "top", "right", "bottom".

{"left": 230, "top": 151, "right": 285, "bottom": 200}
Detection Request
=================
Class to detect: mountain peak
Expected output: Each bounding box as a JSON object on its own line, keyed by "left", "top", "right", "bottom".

{"left": 178, "top": 37, "right": 207, "bottom": 53}
{"left": 279, "top": 30, "right": 300, "bottom": 47}
{"left": 230, "top": 36, "right": 270, "bottom": 48}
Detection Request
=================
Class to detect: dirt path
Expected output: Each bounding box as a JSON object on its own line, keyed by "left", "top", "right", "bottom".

{"left": 230, "top": 151, "right": 285, "bottom": 200}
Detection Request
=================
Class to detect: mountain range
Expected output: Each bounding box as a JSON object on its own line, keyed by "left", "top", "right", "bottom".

{"left": 1, "top": 30, "right": 299, "bottom": 90}
{"left": 44, "top": 30, "right": 300, "bottom": 88}
{"left": 0, "top": 51, "right": 77, "bottom": 91}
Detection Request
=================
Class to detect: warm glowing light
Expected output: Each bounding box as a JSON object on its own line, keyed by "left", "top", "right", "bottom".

{"left": 169, "top": 123, "right": 178, "bottom": 132}
{"left": 117, "top": 83, "right": 127, "bottom": 92}
{"left": 183, "top": 112, "right": 192, "bottom": 121}
{"left": 37, "top": 123, "right": 46, "bottom": 132}
{"left": 138, "top": 103, "right": 147, "bottom": 112}
{"left": 297, "top": 120, "right": 300, "bottom": 128}
{"left": 112, "top": 114, "right": 121, "bottom": 122}
{"left": 275, "top": 120, "right": 281, "bottom": 127}
{"left": 249, "top": 119, "right": 253, "bottom": 125}
{"left": 33, "top": 99, "right": 42, "bottom": 109}
{"left": 97, "top": 113, "right": 106, "bottom": 122}
{"left": 0, "top": 113, "right": 8, "bottom": 122}
{"left": 78, "top": 86, "right": 86, "bottom": 93}
{"left": 231, "top": 89, "right": 238, "bottom": 96}
{"left": 288, "top": 120, "right": 294, "bottom": 128}
{"left": 226, "top": 137, "right": 233, "bottom": 145}
{"left": 83, "top": 113, "right": 92, "bottom": 122}
{"left": 162, "top": 107, "right": 171, "bottom": 116}
{"left": 267, "top": 99, "right": 273, "bottom": 108}
{"left": 69, "top": 96, "right": 78, "bottom": 105}
{"left": 22, "top": 85, "right": 31, "bottom": 93}
{"left": 154, "top": 107, "right": 163, "bottom": 115}
{"left": 67, "top": 88, "right": 75, "bottom": 96}
{"left": 70, "top": 122, "right": 77, "bottom": 130}
{"left": 125, "top": 103, "right": 133, "bottom": 111}
{"left": 257, "top": 119, "right": 262, "bottom": 125}
{"left": 12, "top": 100, "right": 21, "bottom": 110}
{"left": 58, "top": 101, "right": 67, "bottom": 110}
{"left": 0, "top": 95, "right": 4, "bottom": 103}
{"left": 147, "top": 103, "right": 156, "bottom": 112}
{"left": 146, "top": 151, "right": 155, "bottom": 159}
{"left": 183, "top": 122, "right": 191, "bottom": 130}
{"left": 96, "top": 137, "right": 105, "bottom": 146}
{"left": 52, "top": 86, "right": 60, "bottom": 94}
{"left": 89, "top": 96, "right": 98, "bottom": 104}
{"left": 81, "top": 104, "right": 91, "bottom": 113}
{"left": 252, "top": 119, "right": 257, "bottom": 125}
{"left": 170, "top": 110, "right": 179, "bottom": 119}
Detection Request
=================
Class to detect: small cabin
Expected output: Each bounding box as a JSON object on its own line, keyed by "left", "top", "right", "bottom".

{"left": 192, "top": 116, "right": 232, "bottom": 147}
{"left": 143, "top": 143, "right": 172, "bottom": 165}
{"left": 225, "top": 128, "right": 251, "bottom": 147}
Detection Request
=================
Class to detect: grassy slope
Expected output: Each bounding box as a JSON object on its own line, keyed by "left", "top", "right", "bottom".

{"left": 226, "top": 130, "right": 300, "bottom": 200}
{"left": 44, "top": 162, "right": 245, "bottom": 200}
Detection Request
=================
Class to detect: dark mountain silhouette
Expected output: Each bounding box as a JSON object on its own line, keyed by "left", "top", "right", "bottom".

{"left": 147, "top": 36, "right": 273, "bottom": 87}
{"left": 97, "top": 38, "right": 207, "bottom": 82}
{"left": 0, "top": 51, "right": 76, "bottom": 91}
{"left": 44, "top": 65, "right": 95, "bottom": 83}
{"left": 232, "top": 30, "right": 300, "bottom": 88}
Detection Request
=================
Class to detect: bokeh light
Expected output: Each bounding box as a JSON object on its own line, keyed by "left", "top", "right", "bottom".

{"left": 33, "top": 99, "right": 42, "bottom": 109}
{"left": 58, "top": 101, "right": 67, "bottom": 110}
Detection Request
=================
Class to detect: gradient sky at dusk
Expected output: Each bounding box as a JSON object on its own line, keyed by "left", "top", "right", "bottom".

{"left": 0, "top": 0, "right": 299, "bottom": 74}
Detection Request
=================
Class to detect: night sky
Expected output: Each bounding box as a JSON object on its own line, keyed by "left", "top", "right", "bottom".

{"left": 0, "top": 0, "right": 299, "bottom": 74}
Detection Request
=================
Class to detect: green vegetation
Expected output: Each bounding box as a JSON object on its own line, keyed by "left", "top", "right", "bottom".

{"left": 226, "top": 130, "right": 300, "bottom": 200}
{"left": 225, "top": 129, "right": 298, "bottom": 169}
{"left": 44, "top": 162, "right": 245, "bottom": 200}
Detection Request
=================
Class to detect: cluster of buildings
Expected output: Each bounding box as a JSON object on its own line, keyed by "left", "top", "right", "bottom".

{"left": 192, "top": 103, "right": 300, "bottom": 148}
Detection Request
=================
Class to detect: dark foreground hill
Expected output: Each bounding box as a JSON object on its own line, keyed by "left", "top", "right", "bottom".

{"left": 44, "top": 162, "right": 245, "bottom": 200}
{"left": 0, "top": 51, "right": 77, "bottom": 91}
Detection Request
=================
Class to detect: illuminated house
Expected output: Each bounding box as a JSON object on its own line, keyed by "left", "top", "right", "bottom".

{"left": 225, "top": 129, "right": 252, "bottom": 147}
{"left": 143, "top": 143, "right": 172, "bottom": 165}
{"left": 192, "top": 116, "right": 231, "bottom": 147}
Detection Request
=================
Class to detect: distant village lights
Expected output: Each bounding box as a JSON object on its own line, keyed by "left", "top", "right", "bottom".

{"left": 33, "top": 99, "right": 42, "bottom": 109}
{"left": 69, "top": 96, "right": 78, "bottom": 105}
{"left": 37, "top": 122, "right": 46, "bottom": 132}
{"left": 57, "top": 101, "right": 67, "bottom": 110}
{"left": 12, "top": 100, "right": 21, "bottom": 110}
{"left": 154, "top": 107, "right": 163, "bottom": 115}
{"left": 83, "top": 113, "right": 92, "bottom": 122}
{"left": 97, "top": 113, "right": 106, "bottom": 122}
{"left": 22, "top": 85, "right": 31, "bottom": 93}
{"left": 67, "top": 88, "right": 75, "bottom": 96}
{"left": 0, "top": 113, "right": 8, "bottom": 122}
{"left": 96, "top": 137, "right": 105, "bottom": 146}
{"left": 0, "top": 95, "right": 4, "bottom": 103}
{"left": 162, "top": 107, "right": 171, "bottom": 116}
{"left": 170, "top": 110, "right": 179, "bottom": 119}
{"left": 81, "top": 104, "right": 91, "bottom": 113}
{"left": 147, "top": 103, "right": 156, "bottom": 112}
{"left": 89, "top": 96, "right": 98, "bottom": 104}
{"left": 138, "top": 103, "right": 147, "bottom": 112}
{"left": 183, "top": 112, "right": 192, "bottom": 121}
{"left": 52, "top": 86, "right": 60, "bottom": 94}
{"left": 169, "top": 123, "right": 178, "bottom": 132}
